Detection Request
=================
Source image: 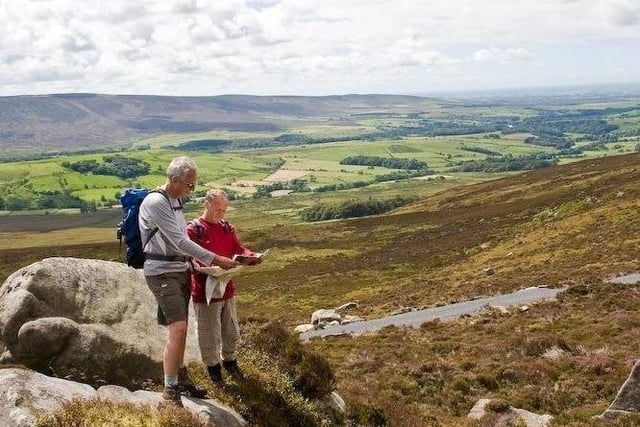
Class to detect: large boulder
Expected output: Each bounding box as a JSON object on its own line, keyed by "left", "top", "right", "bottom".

{"left": 0, "top": 367, "right": 246, "bottom": 427}
{"left": 0, "top": 257, "right": 200, "bottom": 387}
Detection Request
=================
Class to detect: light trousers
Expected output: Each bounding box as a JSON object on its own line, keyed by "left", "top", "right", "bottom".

{"left": 193, "top": 297, "right": 239, "bottom": 366}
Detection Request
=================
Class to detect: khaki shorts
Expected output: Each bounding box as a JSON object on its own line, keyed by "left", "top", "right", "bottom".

{"left": 145, "top": 271, "right": 190, "bottom": 326}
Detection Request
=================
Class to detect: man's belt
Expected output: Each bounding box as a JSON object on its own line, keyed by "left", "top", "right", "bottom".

{"left": 145, "top": 253, "right": 190, "bottom": 262}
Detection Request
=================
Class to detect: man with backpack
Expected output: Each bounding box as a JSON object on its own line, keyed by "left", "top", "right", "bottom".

{"left": 139, "top": 156, "right": 238, "bottom": 408}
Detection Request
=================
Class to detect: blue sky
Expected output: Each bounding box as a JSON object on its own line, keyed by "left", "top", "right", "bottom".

{"left": 1, "top": 0, "right": 639, "bottom": 96}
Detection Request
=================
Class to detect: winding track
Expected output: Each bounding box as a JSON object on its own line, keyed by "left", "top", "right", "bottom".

{"left": 300, "top": 286, "right": 566, "bottom": 341}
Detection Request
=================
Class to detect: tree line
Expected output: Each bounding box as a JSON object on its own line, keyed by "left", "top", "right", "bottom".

{"left": 0, "top": 191, "right": 97, "bottom": 212}
{"left": 339, "top": 155, "right": 430, "bottom": 170}
{"left": 300, "top": 196, "right": 417, "bottom": 222}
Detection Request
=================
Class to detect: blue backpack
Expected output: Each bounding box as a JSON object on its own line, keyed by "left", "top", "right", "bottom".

{"left": 117, "top": 188, "right": 168, "bottom": 268}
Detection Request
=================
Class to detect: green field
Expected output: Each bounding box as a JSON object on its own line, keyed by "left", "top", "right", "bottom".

{"left": 1, "top": 93, "right": 639, "bottom": 225}
{"left": 3, "top": 134, "right": 637, "bottom": 204}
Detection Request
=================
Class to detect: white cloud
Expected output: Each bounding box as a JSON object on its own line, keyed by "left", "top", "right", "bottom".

{"left": 0, "top": 0, "right": 638, "bottom": 96}
{"left": 472, "top": 47, "right": 534, "bottom": 63}
{"left": 603, "top": 0, "right": 640, "bottom": 26}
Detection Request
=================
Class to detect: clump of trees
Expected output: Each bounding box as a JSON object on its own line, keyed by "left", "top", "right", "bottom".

{"left": 340, "top": 155, "right": 429, "bottom": 170}
{"left": 450, "top": 153, "right": 557, "bottom": 173}
{"left": 300, "top": 196, "right": 417, "bottom": 221}
{"left": 524, "top": 135, "right": 573, "bottom": 149}
{"left": 253, "top": 179, "right": 310, "bottom": 198}
{"left": 62, "top": 155, "right": 150, "bottom": 179}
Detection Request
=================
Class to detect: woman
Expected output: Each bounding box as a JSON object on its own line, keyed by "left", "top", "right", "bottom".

{"left": 187, "top": 189, "right": 260, "bottom": 383}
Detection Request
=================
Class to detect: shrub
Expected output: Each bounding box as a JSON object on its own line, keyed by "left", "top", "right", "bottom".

{"left": 577, "top": 349, "right": 616, "bottom": 375}
{"left": 346, "top": 402, "right": 388, "bottom": 427}
{"left": 246, "top": 321, "right": 335, "bottom": 399}
{"left": 485, "top": 398, "right": 511, "bottom": 413}
{"left": 476, "top": 373, "right": 500, "bottom": 391}
{"left": 450, "top": 377, "right": 471, "bottom": 394}
{"left": 293, "top": 350, "right": 334, "bottom": 399}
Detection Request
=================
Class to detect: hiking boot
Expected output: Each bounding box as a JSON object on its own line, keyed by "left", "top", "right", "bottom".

{"left": 161, "top": 384, "right": 183, "bottom": 408}
{"left": 207, "top": 363, "right": 223, "bottom": 384}
{"left": 178, "top": 366, "right": 208, "bottom": 398}
{"left": 222, "top": 359, "right": 244, "bottom": 379}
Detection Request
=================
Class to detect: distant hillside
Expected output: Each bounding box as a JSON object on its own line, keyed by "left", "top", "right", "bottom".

{"left": 0, "top": 93, "right": 444, "bottom": 159}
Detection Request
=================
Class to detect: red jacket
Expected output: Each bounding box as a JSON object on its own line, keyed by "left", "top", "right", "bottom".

{"left": 186, "top": 217, "right": 251, "bottom": 303}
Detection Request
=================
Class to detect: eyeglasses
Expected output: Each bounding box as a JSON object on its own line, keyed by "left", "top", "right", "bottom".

{"left": 174, "top": 175, "right": 196, "bottom": 190}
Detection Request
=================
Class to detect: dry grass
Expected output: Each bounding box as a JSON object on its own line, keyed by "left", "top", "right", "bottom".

{"left": 34, "top": 398, "right": 208, "bottom": 427}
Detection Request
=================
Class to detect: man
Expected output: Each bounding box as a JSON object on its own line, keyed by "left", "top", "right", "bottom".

{"left": 187, "top": 189, "right": 260, "bottom": 384}
{"left": 139, "top": 156, "right": 238, "bottom": 407}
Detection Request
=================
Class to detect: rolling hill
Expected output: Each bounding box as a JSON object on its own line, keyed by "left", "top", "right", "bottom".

{"left": 0, "top": 93, "right": 447, "bottom": 159}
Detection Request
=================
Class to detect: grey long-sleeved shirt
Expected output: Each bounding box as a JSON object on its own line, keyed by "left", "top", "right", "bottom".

{"left": 139, "top": 190, "right": 215, "bottom": 276}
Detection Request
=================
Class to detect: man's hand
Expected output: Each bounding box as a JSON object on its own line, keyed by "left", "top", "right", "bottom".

{"left": 213, "top": 255, "right": 239, "bottom": 269}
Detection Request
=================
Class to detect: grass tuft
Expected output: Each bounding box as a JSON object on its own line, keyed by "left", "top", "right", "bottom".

{"left": 34, "top": 398, "right": 207, "bottom": 427}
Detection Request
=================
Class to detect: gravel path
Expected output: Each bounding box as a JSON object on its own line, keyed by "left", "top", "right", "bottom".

{"left": 300, "top": 286, "right": 565, "bottom": 341}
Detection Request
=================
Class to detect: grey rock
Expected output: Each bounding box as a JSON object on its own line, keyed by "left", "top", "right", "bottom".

{"left": 341, "top": 315, "right": 364, "bottom": 324}
{"left": 0, "top": 367, "right": 96, "bottom": 427}
{"left": 311, "top": 309, "right": 341, "bottom": 326}
{"left": 328, "top": 391, "right": 345, "bottom": 413}
{"left": 294, "top": 324, "right": 315, "bottom": 334}
{"left": 469, "top": 398, "right": 553, "bottom": 427}
{"left": 130, "top": 390, "right": 247, "bottom": 426}
{"left": 0, "top": 257, "right": 201, "bottom": 386}
{"left": 334, "top": 302, "right": 358, "bottom": 311}
{"left": 597, "top": 359, "right": 640, "bottom": 420}
{"left": 16, "top": 317, "right": 79, "bottom": 367}
{"left": 0, "top": 368, "right": 246, "bottom": 427}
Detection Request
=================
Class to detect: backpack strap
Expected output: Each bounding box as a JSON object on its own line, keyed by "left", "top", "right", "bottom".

{"left": 155, "top": 188, "right": 183, "bottom": 211}
{"left": 220, "top": 219, "right": 235, "bottom": 233}
{"left": 187, "top": 218, "right": 206, "bottom": 274}
{"left": 188, "top": 218, "right": 204, "bottom": 240}
{"left": 142, "top": 188, "right": 172, "bottom": 250}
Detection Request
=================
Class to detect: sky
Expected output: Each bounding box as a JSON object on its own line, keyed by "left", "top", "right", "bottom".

{"left": 1, "top": 0, "right": 639, "bottom": 97}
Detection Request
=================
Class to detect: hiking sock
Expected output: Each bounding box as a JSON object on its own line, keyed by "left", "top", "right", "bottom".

{"left": 164, "top": 374, "right": 179, "bottom": 387}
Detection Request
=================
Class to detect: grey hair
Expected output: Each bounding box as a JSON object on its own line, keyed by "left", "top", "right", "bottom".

{"left": 204, "top": 188, "right": 228, "bottom": 202}
{"left": 166, "top": 156, "right": 197, "bottom": 180}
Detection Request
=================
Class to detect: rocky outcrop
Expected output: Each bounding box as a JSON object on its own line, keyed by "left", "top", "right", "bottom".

{"left": 597, "top": 359, "right": 640, "bottom": 420}
{"left": 468, "top": 398, "right": 553, "bottom": 427}
{"left": 0, "top": 257, "right": 200, "bottom": 387}
{"left": 295, "top": 302, "right": 363, "bottom": 333}
{"left": 0, "top": 367, "right": 245, "bottom": 427}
